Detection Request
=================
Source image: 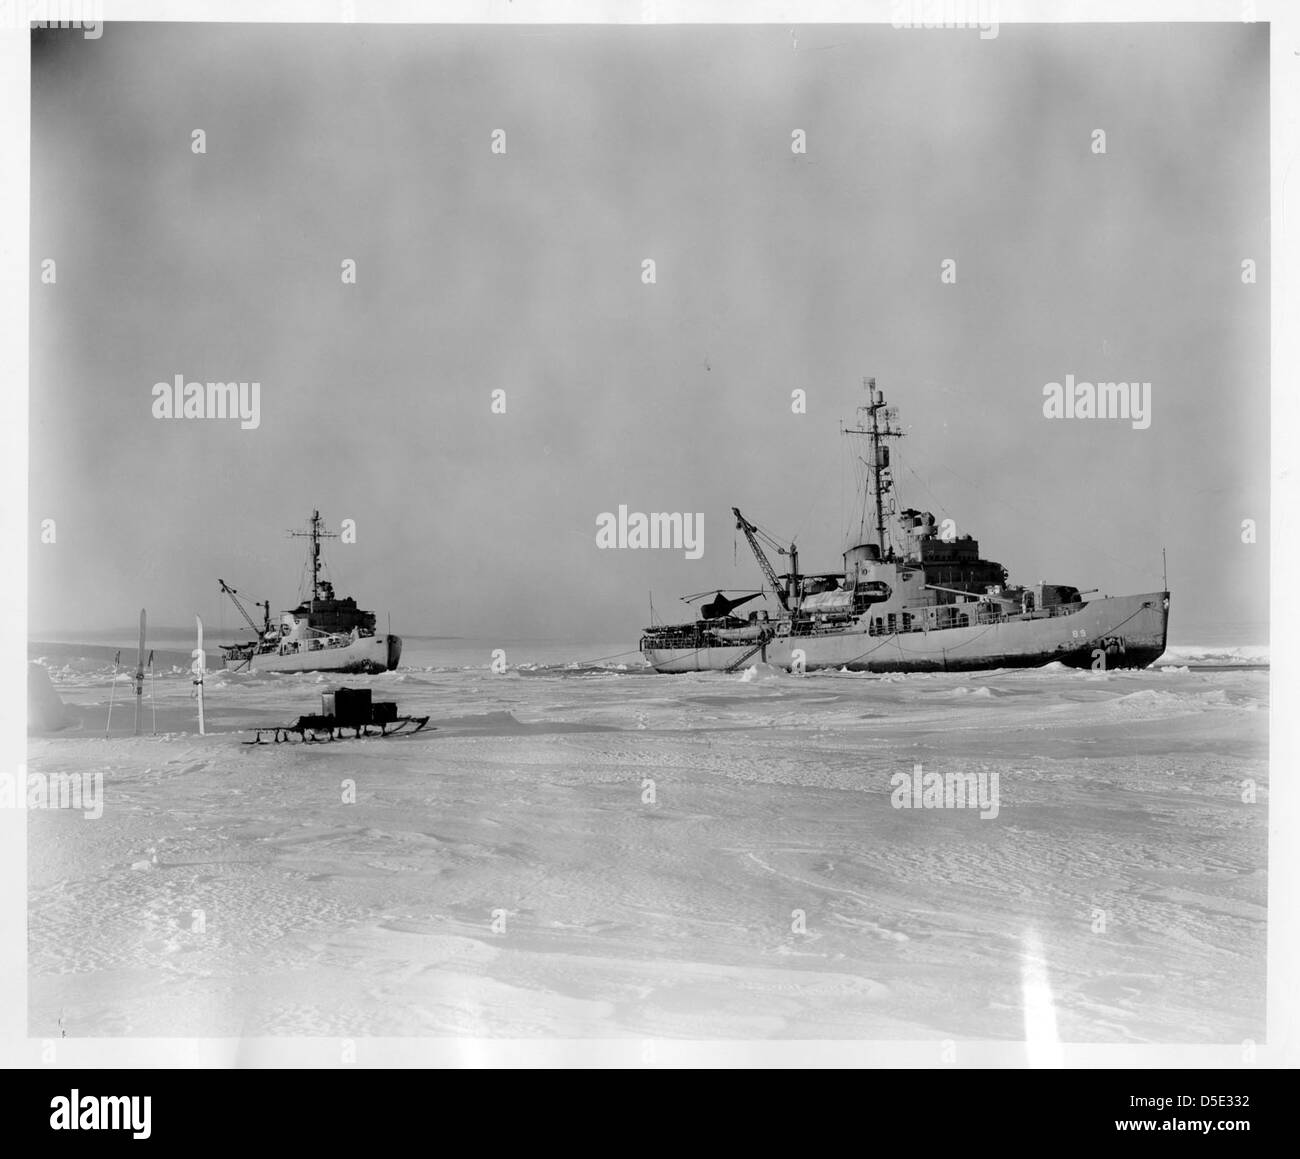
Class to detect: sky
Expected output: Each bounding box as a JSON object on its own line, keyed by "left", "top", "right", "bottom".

{"left": 28, "top": 20, "right": 1269, "bottom": 644}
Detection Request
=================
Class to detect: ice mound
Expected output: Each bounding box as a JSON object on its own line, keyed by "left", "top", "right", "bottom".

{"left": 1106, "top": 687, "right": 1233, "bottom": 718}
{"left": 1114, "top": 689, "right": 1180, "bottom": 705}
{"left": 28, "top": 663, "right": 73, "bottom": 734}
{"left": 1159, "top": 645, "right": 1269, "bottom": 667}
{"left": 736, "top": 663, "right": 786, "bottom": 682}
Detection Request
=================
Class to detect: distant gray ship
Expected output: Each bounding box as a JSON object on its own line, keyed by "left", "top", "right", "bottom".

{"left": 218, "top": 510, "right": 401, "bottom": 674}
{"left": 641, "top": 380, "right": 1169, "bottom": 674}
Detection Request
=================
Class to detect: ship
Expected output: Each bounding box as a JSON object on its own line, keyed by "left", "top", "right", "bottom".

{"left": 640, "top": 379, "right": 1169, "bottom": 674}
{"left": 217, "top": 510, "right": 402, "bottom": 674}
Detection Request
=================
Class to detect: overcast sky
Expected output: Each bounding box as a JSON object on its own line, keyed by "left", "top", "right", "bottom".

{"left": 28, "top": 21, "right": 1268, "bottom": 643}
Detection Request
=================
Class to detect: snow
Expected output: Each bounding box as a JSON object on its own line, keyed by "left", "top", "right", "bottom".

{"left": 26, "top": 657, "right": 1267, "bottom": 1041}
{"left": 1156, "top": 644, "right": 1269, "bottom": 667}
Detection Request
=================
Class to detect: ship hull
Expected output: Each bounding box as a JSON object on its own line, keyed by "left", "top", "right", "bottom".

{"left": 223, "top": 633, "right": 402, "bottom": 675}
{"left": 643, "top": 593, "right": 1168, "bottom": 674}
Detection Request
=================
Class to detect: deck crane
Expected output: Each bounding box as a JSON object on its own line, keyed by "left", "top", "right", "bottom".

{"left": 218, "top": 578, "right": 272, "bottom": 638}
{"left": 732, "top": 507, "right": 800, "bottom": 611}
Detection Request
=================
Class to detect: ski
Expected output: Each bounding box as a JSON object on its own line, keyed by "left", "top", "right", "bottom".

{"left": 105, "top": 649, "right": 121, "bottom": 735}
{"left": 133, "top": 608, "right": 146, "bottom": 737}
{"left": 148, "top": 649, "right": 156, "bottom": 735}
{"left": 193, "top": 615, "right": 206, "bottom": 736}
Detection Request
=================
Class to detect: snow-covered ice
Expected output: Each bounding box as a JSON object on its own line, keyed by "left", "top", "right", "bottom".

{"left": 25, "top": 653, "right": 1267, "bottom": 1041}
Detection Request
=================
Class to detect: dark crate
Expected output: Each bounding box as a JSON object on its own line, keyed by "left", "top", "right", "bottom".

{"left": 323, "top": 687, "right": 372, "bottom": 725}
{"left": 371, "top": 701, "right": 398, "bottom": 724}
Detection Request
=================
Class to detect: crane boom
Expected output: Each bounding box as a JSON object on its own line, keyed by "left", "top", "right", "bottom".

{"left": 732, "top": 507, "right": 793, "bottom": 611}
{"left": 219, "top": 578, "right": 268, "bottom": 637}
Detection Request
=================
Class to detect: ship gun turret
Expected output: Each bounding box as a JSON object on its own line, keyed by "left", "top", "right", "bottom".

{"left": 924, "top": 582, "right": 1021, "bottom": 607}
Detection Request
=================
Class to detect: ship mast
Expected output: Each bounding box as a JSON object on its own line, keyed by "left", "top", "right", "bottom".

{"left": 290, "top": 510, "right": 339, "bottom": 608}
{"left": 842, "top": 377, "right": 905, "bottom": 560}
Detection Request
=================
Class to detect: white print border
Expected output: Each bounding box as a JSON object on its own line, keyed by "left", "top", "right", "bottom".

{"left": 1, "top": 0, "right": 1296, "bottom": 1075}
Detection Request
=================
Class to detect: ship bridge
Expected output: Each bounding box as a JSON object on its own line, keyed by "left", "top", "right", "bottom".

{"left": 897, "top": 508, "right": 1008, "bottom": 599}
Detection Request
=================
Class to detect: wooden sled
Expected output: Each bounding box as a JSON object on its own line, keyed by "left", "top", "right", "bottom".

{"left": 245, "top": 714, "right": 430, "bottom": 744}
{"left": 244, "top": 688, "right": 430, "bottom": 745}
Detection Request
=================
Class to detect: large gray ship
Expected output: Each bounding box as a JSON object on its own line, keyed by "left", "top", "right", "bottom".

{"left": 640, "top": 380, "right": 1169, "bottom": 674}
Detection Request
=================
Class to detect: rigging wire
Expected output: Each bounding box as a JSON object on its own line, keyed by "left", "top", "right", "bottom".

{"left": 680, "top": 589, "right": 763, "bottom": 602}
{"left": 903, "top": 463, "right": 954, "bottom": 523}
{"left": 840, "top": 433, "right": 845, "bottom": 547}
{"left": 884, "top": 433, "right": 1158, "bottom": 585}
{"left": 934, "top": 461, "right": 1161, "bottom": 582}
{"left": 566, "top": 647, "right": 647, "bottom": 667}
{"left": 743, "top": 514, "right": 794, "bottom": 555}
{"left": 788, "top": 438, "right": 841, "bottom": 545}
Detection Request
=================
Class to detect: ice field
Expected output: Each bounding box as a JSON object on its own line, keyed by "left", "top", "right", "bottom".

{"left": 24, "top": 641, "right": 1268, "bottom": 1042}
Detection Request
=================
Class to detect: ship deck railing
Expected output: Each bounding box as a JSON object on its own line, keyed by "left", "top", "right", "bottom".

{"left": 642, "top": 600, "right": 1087, "bottom": 649}
{"left": 863, "top": 601, "right": 1086, "bottom": 635}
{"left": 295, "top": 623, "right": 373, "bottom": 640}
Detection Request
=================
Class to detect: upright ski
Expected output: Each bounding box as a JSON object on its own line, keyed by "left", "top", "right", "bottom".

{"left": 133, "top": 608, "right": 146, "bottom": 737}
{"left": 193, "top": 615, "right": 206, "bottom": 736}
{"left": 105, "top": 649, "right": 121, "bottom": 735}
